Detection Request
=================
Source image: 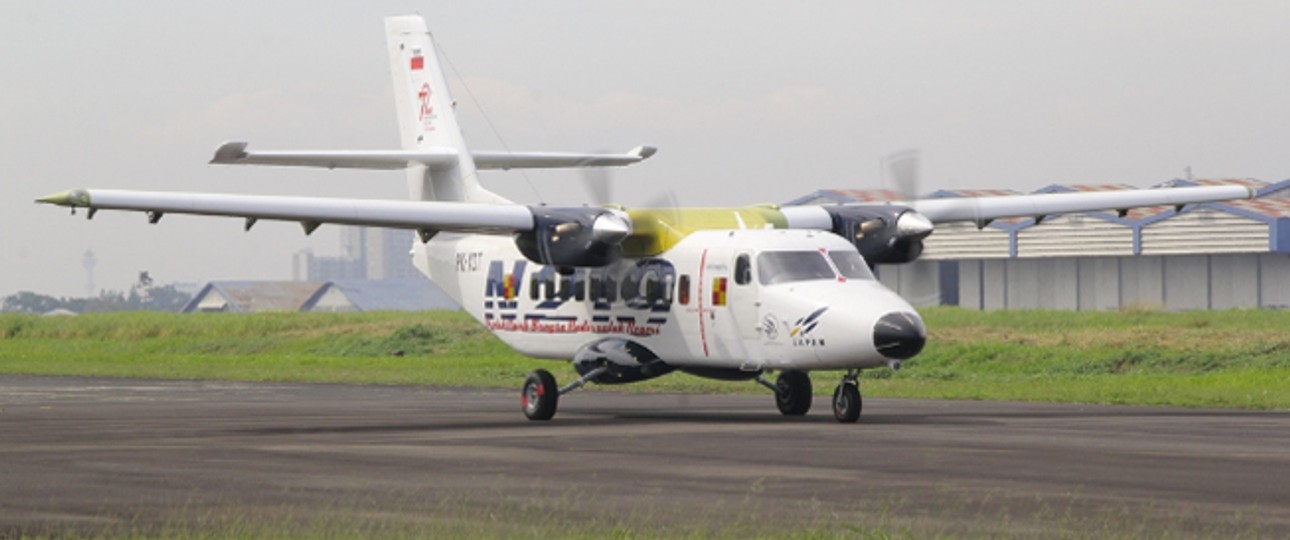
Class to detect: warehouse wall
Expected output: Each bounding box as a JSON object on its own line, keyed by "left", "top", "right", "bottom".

{"left": 1163, "top": 255, "right": 1209, "bottom": 310}
{"left": 1260, "top": 254, "right": 1290, "bottom": 308}
{"left": 946, "top": 253, "right": 1286, "bottom": 311}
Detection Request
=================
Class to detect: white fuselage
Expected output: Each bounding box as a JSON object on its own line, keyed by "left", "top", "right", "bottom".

{"left": 417, "top": 228, "right": 921, "bottom": 371}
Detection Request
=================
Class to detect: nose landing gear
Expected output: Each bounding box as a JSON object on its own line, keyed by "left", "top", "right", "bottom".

{"left": 832, "top": 370, "right": 862, "bottom": 423}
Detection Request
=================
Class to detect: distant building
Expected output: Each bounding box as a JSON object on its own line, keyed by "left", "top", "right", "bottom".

{"left": 293, "top": 227, "right": 420, "bottom": 282}
{"left": 183, "top": 281, "right": 326, "bottom": 313}
{"left": 788, "top": 178, "right": 1290, "bottom": 311}
{"left": 305, "top": 278, "right": 459, "bottom": 313}
{"left": 182, "top": 276, "right": 458, "bottom": 313}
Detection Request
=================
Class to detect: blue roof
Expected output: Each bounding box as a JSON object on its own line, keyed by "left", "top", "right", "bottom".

{"left": 313, "top": 277, "right": 459, "bottom": 312}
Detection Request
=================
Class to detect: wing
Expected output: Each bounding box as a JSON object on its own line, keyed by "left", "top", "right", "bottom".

{"left": 778, "top": 185, "right": 1256, "bottom": 234}
{"left": 209, "top": 142, "right": 656, "bottom": 171}
{"left": 36, "top": 189, "right": 533, "bottom": 238}
{"left": 908, "top": 185, "right": 1255, "bottom": 226}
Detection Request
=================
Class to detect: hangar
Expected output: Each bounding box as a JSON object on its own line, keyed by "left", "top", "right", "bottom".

{"left": 182, "top": 277, "right": 458, "bottom": 313}
{"left": 787, "top": 178, "right": 1290, "bottom": 311}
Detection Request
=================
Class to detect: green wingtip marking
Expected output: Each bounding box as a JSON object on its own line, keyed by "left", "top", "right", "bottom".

{"left": 36, "top": 189, "right": 90, "bottom": 207}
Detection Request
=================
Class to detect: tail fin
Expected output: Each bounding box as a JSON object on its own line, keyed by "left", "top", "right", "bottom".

{"left": 385, "top": 16, "right": 504, "bottom": 203}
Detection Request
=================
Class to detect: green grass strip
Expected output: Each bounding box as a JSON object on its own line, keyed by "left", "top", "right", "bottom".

{"left": 2, "top": 309, "right": 1287, "bottom": 409}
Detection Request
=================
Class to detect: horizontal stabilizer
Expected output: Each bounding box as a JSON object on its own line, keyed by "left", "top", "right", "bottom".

{"left": 210, "top": 142, "right": 655, "bottom": 171}
{"left": 210, "top": 142, "right": 457, "bottom": 170}
{"left": 473, "top": 146, "right": 657, "bottom": 170}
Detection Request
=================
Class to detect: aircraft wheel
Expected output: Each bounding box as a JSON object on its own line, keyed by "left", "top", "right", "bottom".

{"left": 832, "top": 382, "right": 861, "bottom": 423}
{"left": 775, "top": 370, "right": 812, "bottom": 416}
{"left": 522, "top": 369, "right": 559, "bottom": 421}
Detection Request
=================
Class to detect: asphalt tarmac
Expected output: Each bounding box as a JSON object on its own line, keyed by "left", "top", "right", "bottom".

{"left": 2, "top": 375, "right": 1287, "bottom": 537}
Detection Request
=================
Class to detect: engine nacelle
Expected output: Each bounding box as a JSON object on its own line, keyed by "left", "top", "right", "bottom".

{"left": 515, "top": 207, "right": 632, "bottom": 270}
{"left": 821, "top": 205, "right": 933, "bottom": 265}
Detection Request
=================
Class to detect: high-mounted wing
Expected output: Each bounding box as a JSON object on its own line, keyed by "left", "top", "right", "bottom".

{"left": 908, "top": 185, "right": 1255, "bottom": 226}
{"left": 36, "top": 188, "right": 633, "bottom": 268}
{"left": 36, "top": 189, "right": 534, "bottom": 239}
{"left": 778, "top": 184, "right": 1255, "bottom": 264}
{"left": 209, "top": 142, "right": 656, "bottom": 171}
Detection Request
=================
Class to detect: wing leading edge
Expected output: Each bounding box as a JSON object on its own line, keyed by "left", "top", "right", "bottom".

{"left": 38, "top": 184, "right": 1256, "bottom": 241}
{"left": 36, "top": 189, "right": 534, "bottom": 238}
{"left": 909, "top": 185, "right": 1255, "bottom": 226}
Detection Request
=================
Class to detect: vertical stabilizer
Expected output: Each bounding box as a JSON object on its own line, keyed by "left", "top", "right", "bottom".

{"left": 385, "top": 16, "right": 503, "bottom": 203}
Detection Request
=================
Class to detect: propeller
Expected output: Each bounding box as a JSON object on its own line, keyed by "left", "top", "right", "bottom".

{"left": 884, "top": 149, "right": 921, "bottom": 202}
{"left": 582, "top": 158, "right": 613, "bottom": 206}
{"left": 848, "top": 149, "right": 933, "bottom": 243}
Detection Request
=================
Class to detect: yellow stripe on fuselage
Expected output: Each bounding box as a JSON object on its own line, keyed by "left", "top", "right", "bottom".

{"left": 621, "top": 206, "right": 787, "bottom": 257}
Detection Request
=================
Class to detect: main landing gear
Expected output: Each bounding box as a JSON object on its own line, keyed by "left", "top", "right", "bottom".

{"left": 757, "top": 369, "right": 862, "bottom": 423}
{"left": 758, "top": 370, "right": 812, "bottom": 415}
{"left": 521, "top": 366, "right": 609, "bottom": 421}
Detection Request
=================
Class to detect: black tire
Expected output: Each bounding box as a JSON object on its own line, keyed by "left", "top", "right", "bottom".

{"left": 775, "top": 370, "right": 812, "bottom": 416}
{"left": 522, "top": 369, "right": 559, "bottom": 421}
{"left": 832, "top": 382, "right": 861, "bottom": 423}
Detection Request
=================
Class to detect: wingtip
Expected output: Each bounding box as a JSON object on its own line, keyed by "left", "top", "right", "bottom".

{"left": 630, "top": 146, "right": 658, "bottom": 160}
{"left": 36, "top": 189, "right": 89, "bottom": 207}
{"left": 210, "top": 141, "right": 249, "bottom": 164}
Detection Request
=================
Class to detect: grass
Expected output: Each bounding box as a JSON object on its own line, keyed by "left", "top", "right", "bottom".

{"left": 1, "top": 308, "right": 1288, "bottom": 409}
{"left": 5, "top": 484, "right": 1269, "bottom": 540}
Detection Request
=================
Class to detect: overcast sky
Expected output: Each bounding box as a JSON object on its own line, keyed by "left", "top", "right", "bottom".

{"left": 3, "top": 1, "right": 1289, "bottom": 298}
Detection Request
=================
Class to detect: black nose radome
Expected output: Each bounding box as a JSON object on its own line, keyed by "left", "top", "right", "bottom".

{"left": 873, "top": 312, "right": 926, "bottom": 360}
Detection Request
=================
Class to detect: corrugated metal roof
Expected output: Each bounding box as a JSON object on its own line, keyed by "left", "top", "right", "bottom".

{"left": 788, "top": 177, "right": 1290, "bottom": 258}
{"left": 821, "top": 189, "right": 904, "bottom": 202}
{"left": 924, "top": 189, "right": 1030, "bottom": 226}
{"left": 318, "top": 278, "right": 459, "bottom": 312}
{"left": 184, "top": 281, "right": 326, "bottom": 312}
{"left": 1214, "top": 197, "right": 1290, "bottom": 219}
{"left": 927, "top": 188, "right": 1024, "bottom": 198}
{"left": 1141, "top": 208, "right": 1270, "bottom": 254}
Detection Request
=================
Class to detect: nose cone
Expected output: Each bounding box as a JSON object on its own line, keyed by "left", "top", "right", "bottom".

{"left": 873, "top": 312, "right": 926, "bottom": 360}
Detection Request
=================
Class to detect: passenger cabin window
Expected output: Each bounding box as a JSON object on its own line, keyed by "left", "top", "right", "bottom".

{"left": 827, "top": 251, "right": 876, "bottom": 280}
{"left": 734, "top": 254, "right": 752, "bottom": 285}
{"left": 757, "top": 251, "right": 837, "bottom": 285}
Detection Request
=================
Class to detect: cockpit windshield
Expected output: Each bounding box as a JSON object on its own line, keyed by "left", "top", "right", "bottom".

{"left": 757, "top": 251, "right": 837, "bottom": 285}
{"left": 828, "top": 250, "right": 875, "bottom": 280}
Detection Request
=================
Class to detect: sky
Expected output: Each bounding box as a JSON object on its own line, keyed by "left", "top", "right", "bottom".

{"left": 3, "top": 1, "right": 1289, "bottom": 298}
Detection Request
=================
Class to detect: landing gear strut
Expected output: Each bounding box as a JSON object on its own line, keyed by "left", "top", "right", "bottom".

{"left": 832, "top": 370, "right": 862, "bottom": 423}
{"left": 757, "top": 370, "right": 812, "bottom": 416}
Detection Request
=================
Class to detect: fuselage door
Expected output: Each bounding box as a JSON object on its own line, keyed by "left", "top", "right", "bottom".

{"left": 729, "top": 251, "right": 763, "bottom": 362}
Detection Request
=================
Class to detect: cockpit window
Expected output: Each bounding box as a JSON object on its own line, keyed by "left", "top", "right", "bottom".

{"left": 828, "top": 251, "right": 875, "bottom": 280}
{"left": 757, "top": 251, "right": 837, "bottom": 285}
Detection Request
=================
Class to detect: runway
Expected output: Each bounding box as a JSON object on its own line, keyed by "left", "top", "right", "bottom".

{"left": 2, "top": 375, "right": 1287, "bottom": 537}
